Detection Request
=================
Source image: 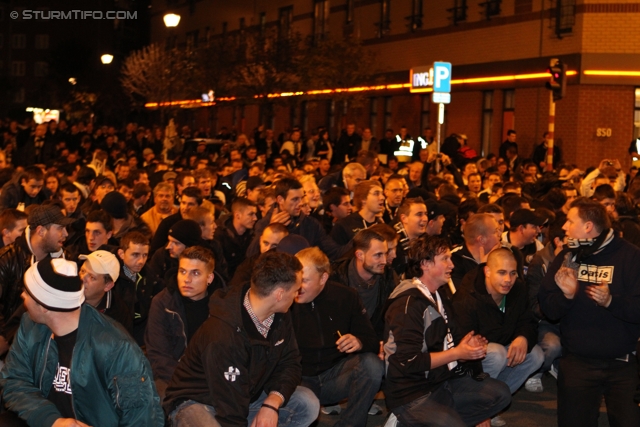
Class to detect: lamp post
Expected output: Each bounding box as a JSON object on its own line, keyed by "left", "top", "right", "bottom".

{"left": 163, "top": 13, "right": 180, "bottom": 119}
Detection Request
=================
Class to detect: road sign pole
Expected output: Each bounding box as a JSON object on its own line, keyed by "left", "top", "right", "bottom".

{"left": 437, "top": 103, "right": 444, "bottom": 153}
{"left": 547, "top": 91, "right": 555, "bottom": 172}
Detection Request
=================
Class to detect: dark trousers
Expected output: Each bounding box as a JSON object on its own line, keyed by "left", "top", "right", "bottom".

{"left": 302, "top": 353, "right": 384, "bottom": 427}
{"left": 393, "top": 376, "right": 511, "bottom": 427}
{"left": 558, "top": 353, "right": 640, "bottom": 427}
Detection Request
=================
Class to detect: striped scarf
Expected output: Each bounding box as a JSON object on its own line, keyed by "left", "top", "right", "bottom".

{"left": 566, "top": 228, "right": 614, "bottom": 263}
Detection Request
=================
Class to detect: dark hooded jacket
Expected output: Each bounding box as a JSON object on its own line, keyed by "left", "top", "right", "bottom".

{"left": 163, "top": 283, "right": 302, "bottom": 427}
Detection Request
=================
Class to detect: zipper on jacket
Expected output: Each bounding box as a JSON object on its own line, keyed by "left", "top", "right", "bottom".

{"left": 39, "top": 334, "right": 53, "bottom": 390}
{"left": 165, "top": 308, "right": 188, "bottom": 348}
{"left": 70, "top": 345, "right": 79, "bottom": 420}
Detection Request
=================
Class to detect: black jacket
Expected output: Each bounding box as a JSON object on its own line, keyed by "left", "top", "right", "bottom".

{"left": 383, "top": 279, "right": 462, "bottom": 411}
{"left": 163, "top": 284, "right": 302, "bottom": 427}
{"left": 329, "top": 258, "right": 397, "bottom": 340}
{"left": 0, "top": 234, "right": 33, "bottom": 340}
{"left": 450, "top": 244, "right": 479, "bottom": 289}
{"left": 114, "top": 263, "right": 153, "bottom": 345}
{"left": 214, "top": 217, "right": 253, "bottom": 279}
{"left": 291, "top": 281, "right": 379, "bottom": 377}
{"left": 248, "top": 207, "right": 350, "bottom": 261}
{"left": 453, "top": 264, "right": 537, "bottom": 352}
{"left": 147, "top": 248, "right": 179, "bottom": 296}
{"left": 0, "top": 181, "right": 50, "bottom": 211}
{"left": 330, "top": 212, "right": 381, "bottom": 246}
{"left": 540, "top": 236, "right": 640, "bottom": 359}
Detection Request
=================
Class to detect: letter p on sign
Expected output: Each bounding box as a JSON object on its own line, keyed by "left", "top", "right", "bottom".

{"left": 433, "top": 62, "right": 452, "bottom": 93}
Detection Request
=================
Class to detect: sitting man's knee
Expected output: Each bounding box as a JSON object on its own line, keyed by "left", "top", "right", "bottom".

{"left": 486, "top": 343, "right": 508, "bottom": 366}
{"left": 358, "top": 352, "right": 385, "bottom": 378}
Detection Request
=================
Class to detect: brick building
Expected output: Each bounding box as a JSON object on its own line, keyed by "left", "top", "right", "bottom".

{"left": 150, "top": 0, "right": 640, "bottom": 169}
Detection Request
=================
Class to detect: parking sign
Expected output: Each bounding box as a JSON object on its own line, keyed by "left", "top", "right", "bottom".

{"left": 433, "top": 62, "right": 451, "bottom": 93}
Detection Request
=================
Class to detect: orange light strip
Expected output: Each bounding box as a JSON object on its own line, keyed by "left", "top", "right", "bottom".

{"left": 144, "top": 70, "right": 587, "bottom": 108}
{"left": 584, "top": 70, "right": 640, "bottom": 77}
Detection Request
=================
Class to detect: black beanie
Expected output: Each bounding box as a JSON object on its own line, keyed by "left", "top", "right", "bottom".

{"left": 101, "top": 191, "right": 129, "bottom": 219}
{"left": 169, "top": 220, "right": 203, "bottom": 247}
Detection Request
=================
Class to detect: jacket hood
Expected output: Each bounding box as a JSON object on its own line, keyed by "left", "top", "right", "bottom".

{"left": 208, "top": 282, "right": 249, "bottom": 329}
{"left": 389, "top": 278, "right": 421, "bottom": 299}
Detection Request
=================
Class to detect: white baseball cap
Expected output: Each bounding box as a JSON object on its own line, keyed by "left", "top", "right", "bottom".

{"left": 79, "top": 250, "right": 120, "bottom": 282}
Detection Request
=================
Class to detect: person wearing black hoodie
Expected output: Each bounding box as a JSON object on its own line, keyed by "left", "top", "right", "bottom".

{"left": 383, "top": 235, "right": 510, "bottom": 427}
{"left": 213, "top": 197, "right": 257, "bottom": 278}
{"left": 163, "top": 251, "right": 319, "bottom": 427}
{"left": 540, "top": 198, "right": 640, "bottom": 427}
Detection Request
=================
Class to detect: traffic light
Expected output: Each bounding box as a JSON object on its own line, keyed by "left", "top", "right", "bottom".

{"left": 546, "top": 59, "right": 567, "bottom": 102}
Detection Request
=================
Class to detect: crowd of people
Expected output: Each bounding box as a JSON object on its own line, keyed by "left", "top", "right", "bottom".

{"left": 0, "top": 116, "right": 638, "bottom": 427}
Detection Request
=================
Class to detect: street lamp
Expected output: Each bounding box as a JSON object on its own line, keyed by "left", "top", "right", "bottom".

{"left": 101, "top": 54, "right": 114, "bottom": 65}
{"left": 163, "top": 13, "right": 180, "bottom": 28}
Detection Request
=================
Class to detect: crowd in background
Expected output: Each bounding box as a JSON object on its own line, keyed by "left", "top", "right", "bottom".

{"left": 0, "top": 115, "right": 638, "bottom": 427}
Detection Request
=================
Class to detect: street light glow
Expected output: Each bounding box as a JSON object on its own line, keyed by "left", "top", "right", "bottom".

{"left": 163, "top": 13, "right": 181, "bottom": 28}
{"left": 101, "top": 54, "right": 114, "bottom": 64}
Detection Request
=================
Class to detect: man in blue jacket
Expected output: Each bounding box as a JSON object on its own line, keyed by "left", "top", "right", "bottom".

{"left": 0, "top": 256, "right": 163, "bottom": 427}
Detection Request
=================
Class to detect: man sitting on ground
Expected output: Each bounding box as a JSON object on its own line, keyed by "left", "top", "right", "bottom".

{"left": 292, "top": 247, "right": 384, "bottom": 426}
{"left": 383, "top": 235, "right": 511, "bottom": 427}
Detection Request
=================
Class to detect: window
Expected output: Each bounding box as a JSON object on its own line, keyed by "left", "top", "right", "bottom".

{"left": 556, "top": 0, "right": 576, "bottom": 38}
{"left": 35, "top": 34, "right": 49, "bottom": 49}
{"left": 259, "top": 12, "right": 267, "bottom": 35}
{"left": 186, "top": 30, "right": 199, "bottom": 49}
{"left": 34, "top": 61, "right": 48, "bottom": 77}
{"left": 384, "top": 97, "right": 392, "bottom": 131}
{"left": 11, "top": 34, "right": 26, "bottom": 49}
{"left": 502, "top": 89, "right": 515, "bottom": 142}
{"left": 328, "top": 100, "right": 336, "bottom": 137}
{"left": 11, "top": 61, "right": 25, "bottom": 76}
{"left": 222, "top": 22, "right": 228, "bottom": 36}
{"left": 313, "top": 0, "right": 329, "bottom": 42}
{"left": 14, "top": 88, "right": 25, "bottom": 103}
{"left": 448, "top": 0, "right": 467, "bottom": 24}
{"left": 479, "top": 0, "right": 501, "bottom": 20}
{"left": 290, "top": 103, "right": 298, "bottom": 128}
{"left": 514, "top": 0, "right": 532, "bottom": 14}
{"left": 0, "top": 8, "right": 4, "bottom": 21}
{"left": 0, "top": 34, "right": 3, "bottom": 49}
{"left": 279, "top": 6, "right": 293, "bottom": 40}
{"left": 346, "top": 0, "right": 354, "bottom": 24}
{"left": 300, "top": 101, "right": 308, "bottom": 133}
{"left": 421, "top": 95, "right": 431, "bottom": 134}
{"left": 239, "top": 17, "right": 245, "bottom": 31}
{"left": 376, "top": 0, "right": 391, "bottom": 38}
{"left": 0, "top": 61, "right": 3, "bottom": 73}
{"left": 481, "top": 91, "right": 493, "bottom": 157}
{"left": 634, "top": 88, "right": 640, "bottom": 140}
{"left": 370, "top": 98, "right": 378, "bottom": 137}
{"left": 407, "top": 0, "right": 423, "bottom": 32}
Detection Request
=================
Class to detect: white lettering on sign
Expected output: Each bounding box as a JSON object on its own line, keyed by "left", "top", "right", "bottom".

{"left": 577, "top": 264, "right": 613, "bottom": 284}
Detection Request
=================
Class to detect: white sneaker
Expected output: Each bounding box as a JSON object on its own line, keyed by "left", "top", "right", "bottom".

{"left": 383, "top": 412, "right": 398, "bottom": 427}
{"left": 368, "top": 403, "right": 382, "bottom": 415}
{"left": 549, "top": 364, "right": 558, "bottom": 380}
{"left": 525, "top": 377, "right": 544, "bottom": 393}
{"left": 321, "top": 404, "right": 341, "bottom": 415}
{"left": 491, "top": 415, "right": 507, "bottom": 426}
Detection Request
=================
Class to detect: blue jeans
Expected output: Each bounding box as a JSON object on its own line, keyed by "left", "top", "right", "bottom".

{"left": 169, "top": 386, "right": 320, "bottom": 427}
{"left": 393, "top": 375, "right": 511, "bottom": 427}
{"left": 482, "top": 343, "right": 544, "bottom": 394}
{"left": 302, "top": 352, "right": 384, "bottom": 427}
{"left": 533, "top": 321, "right": 561, "bottom": 378}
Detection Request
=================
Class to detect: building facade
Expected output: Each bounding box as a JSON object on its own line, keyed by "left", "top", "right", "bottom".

{"left": 149, "top": 0, "right": 640, "bottom": 168}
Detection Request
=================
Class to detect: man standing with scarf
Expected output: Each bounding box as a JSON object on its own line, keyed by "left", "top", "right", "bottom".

{"left": 540, "top": 198, "right": 640, "bottom": 427}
